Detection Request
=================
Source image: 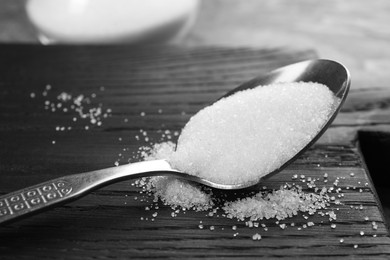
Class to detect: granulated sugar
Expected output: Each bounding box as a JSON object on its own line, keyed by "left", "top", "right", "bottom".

{"left": 139, "top": 142, "right": 214, "bottom": 211}
{"left": 223, "top": 185, "right": 329, "bottom": 221}
{"left": 170, "top": 82, "right": 339, "bottom": 185}
{"left": 148, "top": 177, "right": 214, "bottom": 211}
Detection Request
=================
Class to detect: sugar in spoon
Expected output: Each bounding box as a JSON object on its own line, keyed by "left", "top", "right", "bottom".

{"left": 0, "top": 59, "right": 350, "bottom": 225}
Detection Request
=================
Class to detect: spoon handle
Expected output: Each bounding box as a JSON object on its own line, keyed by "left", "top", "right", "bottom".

{"left": 0, "top": 175, "right": 80, "bottom": 225}
{"left": 0, "top": 160, "right": 177, "bottom": 225}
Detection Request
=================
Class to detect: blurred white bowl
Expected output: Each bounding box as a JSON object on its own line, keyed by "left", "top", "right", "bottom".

{"left": 26, "top": 0, "right": 199, "bottom": 45}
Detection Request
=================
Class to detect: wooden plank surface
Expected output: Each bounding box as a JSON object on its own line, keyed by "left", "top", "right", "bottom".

{"left": 0, "top": 45, "right": 390, "bottom": 259}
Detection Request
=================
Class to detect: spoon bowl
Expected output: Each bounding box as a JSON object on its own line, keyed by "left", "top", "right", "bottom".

{"left": 0, "top": 59, "right": 350, "bottom": 225}
{"left": 217, "top": 59, "right": 351, "bottom": 189}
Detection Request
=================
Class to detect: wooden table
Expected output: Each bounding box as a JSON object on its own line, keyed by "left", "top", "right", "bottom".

{"left": 0, "top": 45, "right": 389, "bottom": 259}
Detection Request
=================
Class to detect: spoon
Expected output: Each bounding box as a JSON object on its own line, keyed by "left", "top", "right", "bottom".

{"left": 0, "top": 59, "right": 350, "bottom": 225}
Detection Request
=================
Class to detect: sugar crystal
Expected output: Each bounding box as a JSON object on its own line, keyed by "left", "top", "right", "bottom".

{"left": 252, "top": 233, "right": 262, "bottom": 241}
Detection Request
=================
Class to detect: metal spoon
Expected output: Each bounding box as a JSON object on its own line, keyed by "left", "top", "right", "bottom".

{"left": 0, "top": 59, "right": 350, "bottom": 225}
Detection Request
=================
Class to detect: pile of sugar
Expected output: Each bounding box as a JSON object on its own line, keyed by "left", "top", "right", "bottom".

{"left": 223, "top": 184, "right": 330, "bottom": 221}
{"left": 169, "top": 82, "right": 339, "bottom": 185}
{"left": 138, "top": 142, "right": 214, "bottom": 211}
{"left": 148, "top": 177, "right": 214, "bottom": 211}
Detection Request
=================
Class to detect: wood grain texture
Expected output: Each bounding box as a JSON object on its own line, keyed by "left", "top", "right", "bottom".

{"left": 0, "top": 45, "right": 390, "bottom": 259}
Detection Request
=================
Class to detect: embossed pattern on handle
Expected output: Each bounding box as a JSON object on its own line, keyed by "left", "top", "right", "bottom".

{"left": 0, "top": 180, "right": 73, "bottom": 224}
{"left": 0, "top": 160, "right": 182, "bottom": 225}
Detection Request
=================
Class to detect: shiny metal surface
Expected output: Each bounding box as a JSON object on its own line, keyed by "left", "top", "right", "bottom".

{"left": 0, "top": 59, "right": 350, "bottom": 225}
